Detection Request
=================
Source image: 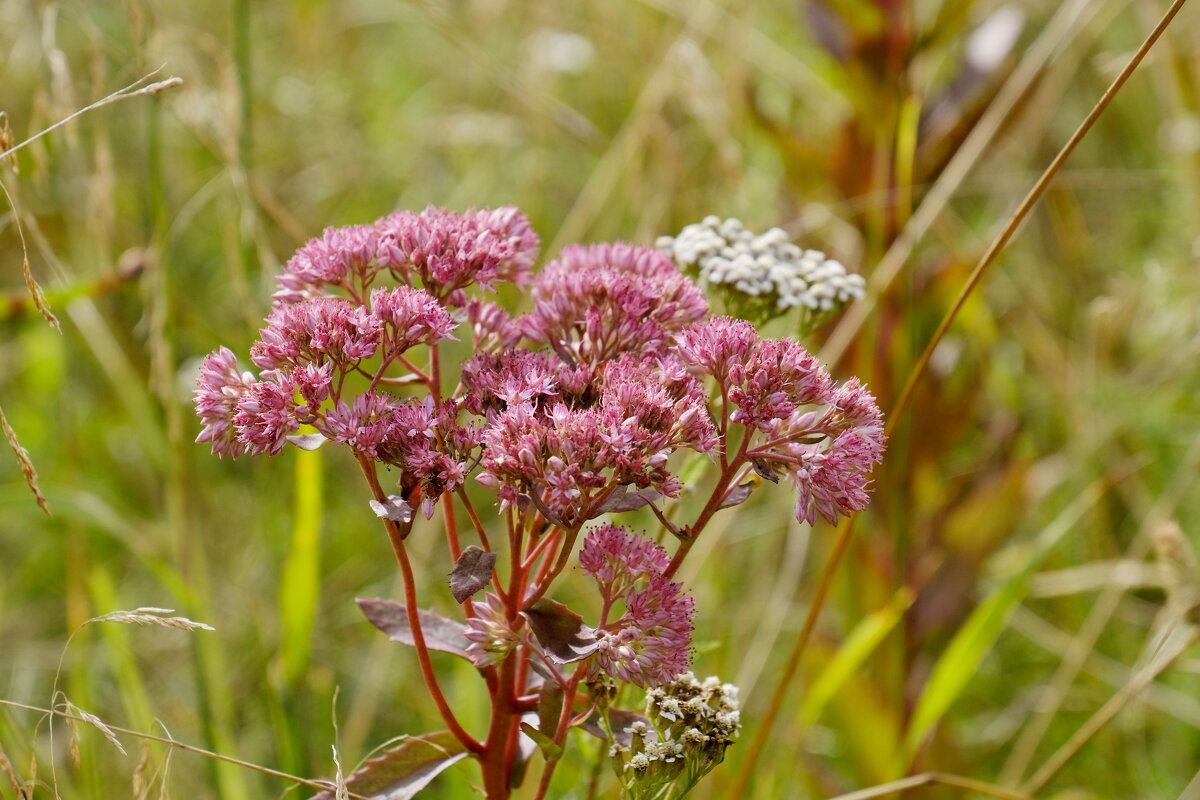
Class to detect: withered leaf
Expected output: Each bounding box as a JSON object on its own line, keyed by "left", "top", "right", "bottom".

{"left": 369, "top": 495, "right": 414, "bottom": 524}
{"left": 286, "top": 433, "right": 328, "bottom": 451}
{"left": 718, "top": 481, "right": 755, "bottom": 509}
{"left": 449, "top": 546, "right": 497, "bottom": 603}
{"left": 751, "top": 458, "right": 781, "bottom": 484}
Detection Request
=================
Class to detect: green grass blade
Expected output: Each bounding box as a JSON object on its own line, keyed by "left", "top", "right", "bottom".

{"left": 900, "top": 478, "right": 1113, "bottom": 766}
{"left": 278, "top": 443, "right": 323, "bottom": 685}
{"left": 801, "top": 587, "right": 913, "bottom": 724}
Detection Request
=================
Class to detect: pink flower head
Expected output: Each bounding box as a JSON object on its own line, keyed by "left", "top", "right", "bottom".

{"left": 786, "top": 378, "right": 886, "bottom": 524}
{"left": 521, "top": 243, "right": 708, "bottom": 365}
{"left": 321, "top": 393, "right": 467, "bottom": 509}
{"left": 464, "top": 592, "right": 524, "bottom": 668}
{"left": 250, "top": 296, "right": 382, "bottom": 371}
{"left": 234, "top": 372, "right": 300, "bottom": 456}
{"left": 461, "top": 298, "right": 523, "bottom": 351}
{"left": 579, "top": 524, "right": 670, "bottom": 602}
{"left": 600, "top": 355, "right": 719, "bottom": 457}
{"left": 369, "top": 286, "right": 457, "bottom": 355}
{"left": 673, "top": 316, "right": 758, "bottom": 387}
{"left": 477, "top": 356, "right": 716, "bottom": 523}
{"left": 460, "top": 349, "right": 593, "bottom": 418}
{"left": 595, "top": 575, "right": 694, "bottom": 688}
{"left": 194, "top": 347, "right": 257, "bottom": 459}
{"left": 750, "top": 377, "right": 886, "bottom": 525}
{"left": 274, "top": 224, "right": 378, "bottom": 303}
{"left": 375, "top": 205, "right": 539, "bottom": 299}
{"left": 727, "top": 338, "right": 832, "bottom": 430}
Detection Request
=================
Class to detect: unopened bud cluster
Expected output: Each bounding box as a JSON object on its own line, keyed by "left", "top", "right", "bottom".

{"left": 657, "top": 215, "right": 864, "bottom": 324}
{"left": 610, "top": 672, "right": 740, "bottom": 799}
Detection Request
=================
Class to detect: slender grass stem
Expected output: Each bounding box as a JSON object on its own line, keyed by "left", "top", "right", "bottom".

{"left": 0, "top": 699, "right": 370, "bottom": 800}
{"left": 887, "top": 0, "right": 1191, "bottom": 433}
{"left": 1023, "top": 626, "right": 1200, "bottom": 794}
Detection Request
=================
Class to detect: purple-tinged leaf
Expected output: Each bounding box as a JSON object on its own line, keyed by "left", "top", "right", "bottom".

{"left": 286, "top": 433, "right": 328, "bottom": 451}
{"left": 521, "top": 599, "right": 598, "bottom": 664}
{"left": 589, "top": 484, "right": 629, "bottom": 517}
{"left": 609, "top": 488, "right": 662, "bottom": 514}
{"left": 369, "top": 495, "right": 414, "bottom": 523}
{"left": 308, "top": 731, "right": 468, "bottom": 800}
{"left": 751, "top": 458, "right": 781, "bottom": 484}
{"left": 719, "top": 482, "right": 755, "bottom": 509}
{"left": 577, "top": 707, "right": 651, "bottom": 747}
{"left": 449, "top": 546, "right": 497, "bottom": 603}
{"left": 357, "top": 598, "right": 470, "bottom": 660}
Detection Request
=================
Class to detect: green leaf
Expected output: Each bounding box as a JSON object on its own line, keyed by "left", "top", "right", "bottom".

{"left": 519, "top": 721, "right": 563, "bottom": 760}
{"left": 309, "top": 731, "right": 468, "bottom": 800}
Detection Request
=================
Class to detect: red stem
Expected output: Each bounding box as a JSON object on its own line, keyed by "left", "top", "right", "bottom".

{"left": 356, "top": 452, "right": 482, "bottom": 754}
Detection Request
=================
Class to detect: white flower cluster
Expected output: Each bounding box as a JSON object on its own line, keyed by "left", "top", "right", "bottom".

{"left": 609, "top": 672, "right": 740, "bottom": 798}
{"left": 657, "top": 216, "right": 865, "bottom": 312}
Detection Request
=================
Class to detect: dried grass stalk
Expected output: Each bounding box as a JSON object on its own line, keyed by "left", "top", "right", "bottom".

{"left": 0, "top": 403, "right": 50, "bottom": 514}
{"left": 88, "top": 607, "right": 215, "bottom": 632}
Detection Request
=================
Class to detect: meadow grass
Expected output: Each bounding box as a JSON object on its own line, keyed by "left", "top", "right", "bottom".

{"left": 3, "top": 0, "right": 1200, "bottom": 797}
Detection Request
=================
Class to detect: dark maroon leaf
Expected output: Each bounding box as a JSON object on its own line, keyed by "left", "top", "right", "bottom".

{"left": 719, "top": 481, "right": 755, "bottom": 509}
{"left": 577, "top": 707, "right": 652, "bottom": 747}
{"left": 357, "top": 598, "right": 470, "bottom": 660}
{"left": 521, "top": 599, "right": 598, "bottom": 664}
{"left": 751, "top": 458, "right": 781, "bottom": 484}
{"left": 449, "top": 546, "right": 497, "bottom": 603}
{"left": 308, "top": 730, "right": 468, "bottom": 800}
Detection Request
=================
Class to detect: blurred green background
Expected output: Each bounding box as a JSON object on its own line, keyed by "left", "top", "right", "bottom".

{"left": 3, "top": 0, "right": 1200, "bottom": 797}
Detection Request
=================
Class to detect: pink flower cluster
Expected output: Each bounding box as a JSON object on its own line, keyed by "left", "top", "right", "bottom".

{"left": 377, "top": 206, "right": 539, "bottom": 301}
{"left": 675, "top": 316, "right": 885, "bottom": 525}
{"left": 475, "top": 354, "right": 717, "bottom": 525}
{"left": 274, "top": 206, "right": 538, "bottom": 305}
{"left": 195, "top": 204, "right": 887, "bottom": 693}
{"left": 521, "top": 243, "right": 708, "bottom": 365}
{"left": 580, "top": 524, "right": 694, "bottom": 687}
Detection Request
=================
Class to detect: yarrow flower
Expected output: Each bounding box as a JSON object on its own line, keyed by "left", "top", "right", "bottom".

{"left": 610, "top": 672, "right": 741, "bottom": 798}
{"left": 658, "top": 215, "right": 864, "bottom": 327}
